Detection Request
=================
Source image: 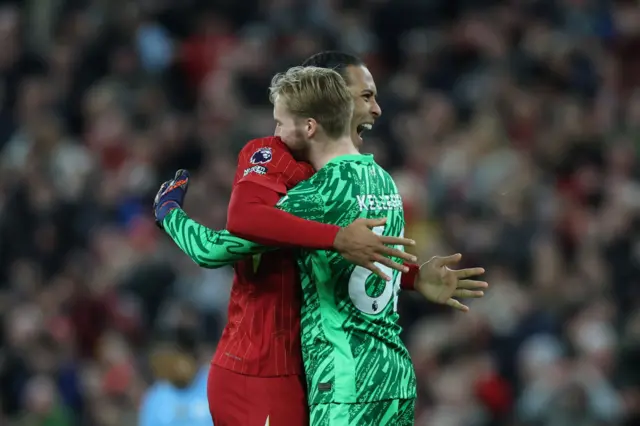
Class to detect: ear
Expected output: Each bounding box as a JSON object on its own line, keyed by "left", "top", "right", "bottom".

{"left": 306, "top": 118, "right": 318, "bottom": 138}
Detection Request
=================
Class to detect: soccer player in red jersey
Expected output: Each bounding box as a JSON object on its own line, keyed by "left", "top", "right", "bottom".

{"left": 153, "top": 52, "right": 487, "bottom": 426}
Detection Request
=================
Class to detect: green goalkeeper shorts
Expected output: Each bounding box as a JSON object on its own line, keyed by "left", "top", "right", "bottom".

{"left": 309, "top": 398, "right": 415, "bottom": 426}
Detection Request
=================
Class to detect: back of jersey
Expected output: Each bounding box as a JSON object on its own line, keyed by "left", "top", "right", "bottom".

{"left": 278, "top": 154, "right": 416, "bottom": 405}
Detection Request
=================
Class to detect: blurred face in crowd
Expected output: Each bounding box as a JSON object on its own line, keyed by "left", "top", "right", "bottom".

{"left": 343, "top": 65, "right": 381, "bottom": 148}
{"left": 24, "top": 376, "right": 56, "bottom": 414}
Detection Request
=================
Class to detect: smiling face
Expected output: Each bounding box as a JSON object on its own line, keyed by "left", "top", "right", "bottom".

{"left": 343, "top": 65, "right": 382, "bottom": 148}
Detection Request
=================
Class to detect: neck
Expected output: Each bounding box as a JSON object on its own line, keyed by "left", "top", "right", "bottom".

{"left": 308, "top": 135, "right": 359, "bottom": 170}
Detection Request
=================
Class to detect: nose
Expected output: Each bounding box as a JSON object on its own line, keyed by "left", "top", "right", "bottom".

{"left": 371, "top": 99, "right": 382, "bottom": 118}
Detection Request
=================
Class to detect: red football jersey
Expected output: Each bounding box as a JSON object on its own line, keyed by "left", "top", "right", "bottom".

{"left": 212, "top": 137, "right": 314, "bottom": 377}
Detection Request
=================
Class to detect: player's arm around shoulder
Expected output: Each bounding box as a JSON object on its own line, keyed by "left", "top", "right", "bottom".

{"left": 153, "top": 169, "right": 271, "bottom": 269}
{"left": 163, "top": 209, "right": 270, "bottom": 269}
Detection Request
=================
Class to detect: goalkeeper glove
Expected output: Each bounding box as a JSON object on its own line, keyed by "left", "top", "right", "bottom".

{"left": 153, "top": 169, "right": 190, "bottom": 229}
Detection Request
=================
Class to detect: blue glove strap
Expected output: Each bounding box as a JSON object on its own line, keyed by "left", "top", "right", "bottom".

{"left": 156, "top": 200, "right": 180, "bottom": 226}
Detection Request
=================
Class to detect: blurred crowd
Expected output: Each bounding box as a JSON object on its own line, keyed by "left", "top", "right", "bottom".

{"left": 0, "top": 0, "right": 639, "bottom": 425}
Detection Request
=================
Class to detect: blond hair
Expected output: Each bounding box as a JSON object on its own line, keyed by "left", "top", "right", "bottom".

{"left": 269, "top": 66, "right": 353, "bottom": 139}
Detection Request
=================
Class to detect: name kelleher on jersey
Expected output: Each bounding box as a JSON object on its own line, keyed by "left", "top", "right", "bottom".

{"left": 356, "top": 194, "right": 403, "bottom": 211}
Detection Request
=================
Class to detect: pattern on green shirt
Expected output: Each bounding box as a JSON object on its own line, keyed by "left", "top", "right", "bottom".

{"left": 276, "top": 154, "right": 416, "bottom": 405}
{"left": 163, "top": 209, "right": 269, "bottom": 269}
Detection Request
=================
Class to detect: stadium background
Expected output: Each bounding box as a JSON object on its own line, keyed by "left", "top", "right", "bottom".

{"left": 0, "top": 0, "right": 639, "bottom": 424}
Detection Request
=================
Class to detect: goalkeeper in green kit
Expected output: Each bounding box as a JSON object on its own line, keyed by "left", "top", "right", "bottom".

{"left": 263, "top": 66, "right": 416, "bottom": 424}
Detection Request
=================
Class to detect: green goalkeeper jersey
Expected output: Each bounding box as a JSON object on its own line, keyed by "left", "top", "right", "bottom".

{"left": 275, "top": 154, "right": 416, "bottom": 405}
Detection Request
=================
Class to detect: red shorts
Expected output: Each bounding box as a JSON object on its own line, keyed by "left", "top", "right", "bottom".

{"left": 207, "top": 364, "right": 308, "bottom": 426}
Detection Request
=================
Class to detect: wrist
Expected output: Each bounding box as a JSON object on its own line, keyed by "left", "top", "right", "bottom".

{"left": 401, "top": 262, "right": 420, "bottom": 291}
{"left": 414, "top": 260, "right": 437, "bottom": 299}
{"left": 163, "top": 206, "right": 182, "bottom": 221}
{"left": 328, "top": 225, "right": 344, "bottom": 250}
{"left": 157, "top": 200, "right": 181, "bottom": 223}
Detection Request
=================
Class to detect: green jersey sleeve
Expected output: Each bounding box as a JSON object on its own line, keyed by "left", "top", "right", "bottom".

{"left": 162, "top": 179, "right": 325, "bottom": 270}
{"left": 163, "top": 209, "right": 270, "bottom": 268}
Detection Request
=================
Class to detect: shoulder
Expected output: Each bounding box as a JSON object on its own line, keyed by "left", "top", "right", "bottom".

{"left": 239, "top": 136, "right": 282, "bottom": 162}
{"left": 237, "top": 136, "right": 315, "bottom": 189}
{"left": 141, "top": 381, "right": 171, "bottom": 406}
{"left": 238, "top": 136, "right": 306, "bottom": 170}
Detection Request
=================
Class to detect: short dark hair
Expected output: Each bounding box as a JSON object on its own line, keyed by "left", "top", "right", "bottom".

{"left": 301, "top": 51, "right": 364, "bottom": 82}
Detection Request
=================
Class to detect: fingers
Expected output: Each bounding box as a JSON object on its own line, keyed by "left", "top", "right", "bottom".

{"left": 174, "top": 172, "right": 189, "bottom": 187}
{"left": 378, "top": 246, "right": 417, "bottom": 263}
{"left": 445, "top": 298, "right": 469, "bottom": 312}
{"left": 164, "top": 170, "right": 190, "bottom": 195}
{"left": 435, "top": 253, "right": 462, "bottom": 266}
{"left": 379, "top": 236, "right": 416, "bottom": 248}
{"left": 453, "top": 280, "right": 488, "bottom": 299}
{"left": 454, "top": 268, "right": 485, "bottom": 279}
{"left": 158, "top": 181, "right": 170, "bottom": 194}
{"left": 363, "top": 262, "right": 391, "bottom": 281}
{"left": 373, "top": 254, "right": 409, "bottom": 274}
{"left": 174, "top": 169, "right": 190, "bottom": 181}
{"left": 360, "top": 217, "right": 387, "bottom": 229}
{"left": 155, "top": 181, "right": 171, "bottom": 203}
{"left": 456, "top": 279, "right": 488, "bottom": 289}
{"left": 452, "top": 289, "right": 485, "bottom": 299}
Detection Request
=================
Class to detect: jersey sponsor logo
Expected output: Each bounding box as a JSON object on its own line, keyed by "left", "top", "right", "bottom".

{"left": 250, "top": 147, "right": 273, "bottom": 164}
{"left": 243, "top": 165, "right": 267, "bottom": 176}
{"left": 224, "top": 352, "right": 243, "bottom": 361}
{"left": 356, "top": 194, "right": 403, "bottom": 211}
